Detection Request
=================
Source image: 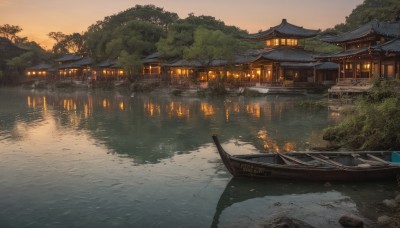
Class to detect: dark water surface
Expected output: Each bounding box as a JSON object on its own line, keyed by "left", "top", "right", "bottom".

{"left": 0, "top": 88, "right": 395, "bottom": 227}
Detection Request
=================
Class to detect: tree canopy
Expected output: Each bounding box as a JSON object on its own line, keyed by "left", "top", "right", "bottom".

{"left": 183, "top": 27, "right": 246, "bottom": 67}
{"left": 157, "top": 14, "right": 252, "bottom": 60}
{"left": 323, "top": 80, "right": 400, "bottom": 150}
{"left": 331, "top": 0, "right": 400, "bottom": 33}
{"left": 85, "top": 5, "right": 178, "bottom": 61}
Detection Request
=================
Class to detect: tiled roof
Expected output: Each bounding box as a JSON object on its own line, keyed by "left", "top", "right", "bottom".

{"left": 54, "top": 54, "right": 83, "bottom": 62}
{"left": 248, "top": 19, "right": 320, "bottom": 40}
{"left": 27, "top": 62, "right": 52, "bottom": 70}
{"left": 58, "top": 57, "right": 93, "bottom": 69}
{"left": 96, "top": 59, "right": 118, "bottom": 68}
{"left": 260, "top": 47, "right": 316, "bottom": 62}
{"left": 142, "top": 52, "right": 161, "bottom": 63}
{"left": 371, "top": 38, "right": 400, "bottom": 53}
{"left": 321, "top": 20, "right": 400, "bottom": 43}
{"left": 279, "top": 62, "right": 338, "bottom": 70}
{"left": 315, "top": 62, "right": 339, "bottom": 70}
{"left": 316, "top": 48, "right": 369, "bottom": 60}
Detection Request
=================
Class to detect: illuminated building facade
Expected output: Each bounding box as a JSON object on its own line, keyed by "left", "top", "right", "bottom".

{"left": 320, "top": 20, "right": 400, "bottom": 82}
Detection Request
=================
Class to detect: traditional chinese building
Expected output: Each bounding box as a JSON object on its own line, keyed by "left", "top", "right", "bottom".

{"left": 320, "top": 20, "right": 400, "bottom": 82}
{"left": 26, "top": 62, "right": 53, "bottom": 78}
{"left": 142, "top": 53, "right": 163, "bottom": 80}
{"left": 94, "top": 59, "right": 124, "bottom": 80}
{"left": 55, "top": 54, "right": 93, "bottom": 80}
{"left": 245, "top": 19, "right": 337, "bottom": 86}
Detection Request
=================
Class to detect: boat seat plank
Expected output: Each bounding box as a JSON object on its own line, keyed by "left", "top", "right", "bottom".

{"left": 305, "top": 153, "right": 351, "bottom": 169}
{"left": 367, "top": 154, "right": 390, "bottom": 165}
{"left": 278, "top": 153, "right": 314, "bottom": 166}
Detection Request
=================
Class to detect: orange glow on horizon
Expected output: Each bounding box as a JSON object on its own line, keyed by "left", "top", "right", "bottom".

{"left": 1, "top": 0, "right": 363, "bottom": 50}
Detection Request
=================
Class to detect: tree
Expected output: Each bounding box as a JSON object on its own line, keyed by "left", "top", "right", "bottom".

{"left": 0, "top": 24, "right": 22, "bottom": 43}
{"left": 323, "top": 80, "right": 400, "bottom": 150}
{"left": 85, "top": 5, "right": 170, "bottom": 61}
{"left": 157, "top": 14, "right": 250, "bottom": 60}
{"left": 48, "top": 32, "right": 86, "bottom": 55}
{"left": 117, "top": 51, "right": 143, "bottom": 78}
{"left": 332, "top": 0, "right": 400, "bottom": 32}
{"left": 184, "top": 27, "right": 245, "bottom": 67}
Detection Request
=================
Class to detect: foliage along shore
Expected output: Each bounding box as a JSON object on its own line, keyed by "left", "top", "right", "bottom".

{"left": 323, "top": 79, "right": 400, "bottom": 151}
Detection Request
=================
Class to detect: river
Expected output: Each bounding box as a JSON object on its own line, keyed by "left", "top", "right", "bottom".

{"left": 0, "top": 88, "right": 395, "bottom": 227}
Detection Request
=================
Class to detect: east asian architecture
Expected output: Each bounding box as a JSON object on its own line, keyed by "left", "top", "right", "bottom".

{"left": 21, "top": 19, "right": 341, "bottom": 90}
{"left": 245, "top": 19, "right": 338, "bottom": 87}
{"left": 320, "top": 20, "right": 400, "bottom": 82}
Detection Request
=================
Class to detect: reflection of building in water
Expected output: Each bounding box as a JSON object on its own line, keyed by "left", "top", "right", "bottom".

{"left": 200, "top": 102, "right": 215, "bottom": 117}
{"left": 257, "top": 129, "right": 297, "bottom": 152}
{"left": 167, "top": 101, "right": 190, "bottom": 119}
{"left": 27, "top": 96, "right": 48, "bottom": 112}
{"left": 246, "top": 104, "right": 261, "bottom": 118}
{"left": 144, "top": 101, "right": 161, "bottom": 117}
{"left": 257, "top": 129, "right": 280, "bottom": 152}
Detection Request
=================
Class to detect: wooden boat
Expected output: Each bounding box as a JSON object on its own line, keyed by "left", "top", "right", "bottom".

{"left": 212, "top": 135, "right": 400, "bottom": 181}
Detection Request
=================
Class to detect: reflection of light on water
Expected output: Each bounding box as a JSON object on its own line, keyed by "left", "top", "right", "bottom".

{"left": 233, "top": 103, "right": 240, "bottom": 113}
{"left": 145, "top": 101, "right": 161, "bottom": 117}
{"left": 64, "top": 99, "right": 77, "bottom": 111}
{"left": 257, "top": 130, "right": 296, "bottom": 152}
{"left": 283, "top": 142, "right": 296, "bottom": 152}
{"left": 246, "top": 104, "right": 260, "bottom": 118}
{"left": 27, "top": 96, "right": 31, "bottom": 108}
{"left": 119, "top": 101, "right": 124, "bottom": 111}
{"left": 167, "top": 102, "right": 190, "bottom": 118}
{"left": 225, "top": 109, "right": 229, "bottom": 122}
{"left": 200, "top": 102, "right": 215, "bottom": 116}
{"left": 43, "top": 96, "right": 47, "bottom": 112}
{"left": 26, "top": 96, "right": 48, "bottom": 112}
{"left": 257, "top": 129, "right": 280, "bottom": 152}
{"left": 102, "top": 99, "right": 110, "bottom": 109}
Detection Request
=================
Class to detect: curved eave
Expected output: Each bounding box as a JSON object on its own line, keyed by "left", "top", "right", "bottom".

{"left": 248, "top": 31, "right": 318, "bottom": 40}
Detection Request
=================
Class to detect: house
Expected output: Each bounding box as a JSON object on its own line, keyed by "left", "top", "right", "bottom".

{"left": 94, "top": 59, "right": 124, "bottom": 81}
{"left": 142, "top": 53, "right": 163, "bottom": 81}
{"left": 320, "top": 20, "right": 400, "bottom": 83}
{"left": 244, "top": 19, "right": 338, "bottom": 87}
{"left": 26, "top": 62, "right": 53, "bottom": 78}
{"left": 55, "top": 54, "right": 93, "bottom": 80}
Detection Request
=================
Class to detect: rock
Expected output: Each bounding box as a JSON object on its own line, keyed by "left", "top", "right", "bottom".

{"left": 377, "top": 215, "right": 391, "bottom": 225}
{"left": 383, "top": 199, "right": 398, "bottom": 208}
{"left": 338, "top": 214, "right": 364, "bottom": 227}
{"left": 261, "top": 216, "right": 314, "bottom": 228}
{"left": 324, "top": 182, "right": 332, "bottom": 187}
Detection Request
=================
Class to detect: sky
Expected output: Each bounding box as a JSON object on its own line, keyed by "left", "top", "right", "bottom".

{"left": 0, "top": 0, "right": 364, "bottom": 49}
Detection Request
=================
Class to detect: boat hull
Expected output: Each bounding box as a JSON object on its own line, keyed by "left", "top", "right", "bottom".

{"left": 212, "top": 135, "right": 400, "bottom": 181}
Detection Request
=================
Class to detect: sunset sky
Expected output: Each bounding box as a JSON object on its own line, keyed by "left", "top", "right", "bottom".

{"left": 0, "top": 0, "right": 363, "bottom": 49}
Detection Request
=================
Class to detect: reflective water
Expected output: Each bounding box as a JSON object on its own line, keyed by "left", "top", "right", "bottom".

{"left": 0, "top": 88, "right": 395, "bottom": 227}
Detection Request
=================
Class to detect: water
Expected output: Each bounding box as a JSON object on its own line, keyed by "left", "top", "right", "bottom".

{"left": 0, "top": 88, "right": 395, "bottom": 227}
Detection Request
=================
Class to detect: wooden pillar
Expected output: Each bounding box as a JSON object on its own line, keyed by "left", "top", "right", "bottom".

{"left": 313, "top": 66, "right": 317, "bottom": 84}
{"left": 379, "top": 56, "right": 382, "bottom": 79}
{"left": 353, "top": 58, "right": 357, "bottom": 79}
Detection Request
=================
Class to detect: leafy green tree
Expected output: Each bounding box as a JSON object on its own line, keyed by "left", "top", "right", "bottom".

{"left": 303, "top": 36, "right": 342, "bottom": 53}
{"left": 183, "top": 26, "right": 248, "bottom": 90}
{"left": 85, "top": 5, "right": 171, "bottom": 61}
{"left": 48, "top": 32, "right": 86, "bottom": 55}
{"left": 117, "top": 51, "right": 143, "bottom": 78}
{"left": 332, "top": 0, "right": 400, "bottom": 32}
{"left": 157, "top": 14, "right": 250, "bottom": 60}
{"left": 323, "top": 80, "right": 400, "bottom": 150}
{"left": 0, "top": 24, "right": 22, "bottom": 43}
